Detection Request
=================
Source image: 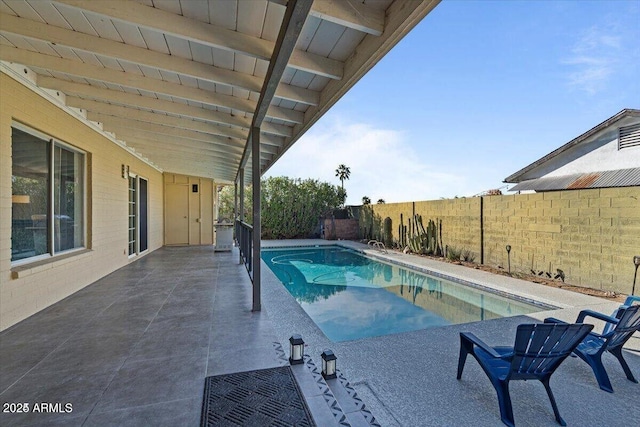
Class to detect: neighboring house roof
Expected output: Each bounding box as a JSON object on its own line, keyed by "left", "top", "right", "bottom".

{"left": 509, "top": 168, "right": 640, "bottom": 192}
{"left": 505, "top": 109, "right": 640, "bottom": 188}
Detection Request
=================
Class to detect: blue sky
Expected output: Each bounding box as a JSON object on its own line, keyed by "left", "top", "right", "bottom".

{"left": 265, "top": 0, "right": 640, "bottom": 204}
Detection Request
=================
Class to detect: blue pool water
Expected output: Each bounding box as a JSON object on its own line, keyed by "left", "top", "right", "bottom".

{"left": 262, "top": 246, "right": 548, "bottom": 342}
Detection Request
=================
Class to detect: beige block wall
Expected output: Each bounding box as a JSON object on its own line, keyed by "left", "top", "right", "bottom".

{"left": 483, "top": 187, "right": 640, "bottom": 293}
{"left": 414, "top": 198, "right": 481, "bottom": 256}
{"left": 0, "top": 73, "right": 164, "bottom": 331}
{"left": 365, "top": 187, "right": 640, "bottom": 295}
{"left": 363, "top": 199, "right": 481, "bottom": 258}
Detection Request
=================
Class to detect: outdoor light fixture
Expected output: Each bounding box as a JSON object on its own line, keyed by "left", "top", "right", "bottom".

{"left": 289, "top": 334, "right": 304, "bottom": 365}
{"left": 321, "top": 349, "right": 337, "bottom": 380}
{"left": 632, "top": 255, "right": 640, "bottom": 296}
{"left": 505, "top": 245, "right": 512, "bottom": 274}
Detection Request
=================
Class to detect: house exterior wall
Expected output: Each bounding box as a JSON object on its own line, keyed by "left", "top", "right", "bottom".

{"left": 545, "top": 135, "right": 640, "bottom": 178}
{"left": 516, "top": 116, "right": 640, "bottom": 181}
{"left": 363, "top": 187, "right": 640, "bottom": 295}
{"left": 0, "top": 72, "right": 164, "bottom": 331}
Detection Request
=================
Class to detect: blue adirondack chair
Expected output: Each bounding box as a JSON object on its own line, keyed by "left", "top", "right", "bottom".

{"left": 457, "top": 323, "right": 593, "bottom": 427}
{"left": 545, "top": 304, "right": 640, "bottom": 393}
{"left": 603, "top": 295, "right": 640, "bottom": 334}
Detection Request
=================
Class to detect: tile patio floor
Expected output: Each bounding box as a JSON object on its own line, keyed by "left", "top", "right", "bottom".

{"left": 1, "top": 247, "right": 292, "bottom": 426}
{"left": 1, "top": 243, "right": 639, "bottom": 426}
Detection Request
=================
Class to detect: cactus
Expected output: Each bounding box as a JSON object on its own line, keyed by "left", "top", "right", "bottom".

{"left": 405, "top": 214, "right": 443, "bottom": 256}
{"left": 383, "top": 217, "right": 392, "bottom": 247}
{"left": 398, "top": 214, "right": 406, "bottom": 248}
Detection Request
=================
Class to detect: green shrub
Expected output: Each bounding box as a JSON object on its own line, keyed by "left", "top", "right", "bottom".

{"left": 217, "top": 177, "right": 345, "bottom": 240}
{"left": 261, "top": 177, "right": 345, "bottom": 239}
{"left": 447, "top": 246, "right": 462, "bottom": 261}
{"left": 461, "top": 249, "right": 476, "bottom": 262}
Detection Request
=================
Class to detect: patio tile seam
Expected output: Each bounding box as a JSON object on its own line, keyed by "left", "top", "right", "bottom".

{"left": 0, "top": 334, "right": 78, "bottom": 396}
{"left": 203, "top": 259, "right": 221, "bottom": 379}
{"left": 0, "top": 269, "right": 175, "bottom": 396}
{"left": 66, "top": 368, "right": 122, "bottom": 426}
{"left": 108, "top": 277, "right": 192, "bottom": 370}
{"left": 81, "top": 266, "right": 194, "bottom": 420}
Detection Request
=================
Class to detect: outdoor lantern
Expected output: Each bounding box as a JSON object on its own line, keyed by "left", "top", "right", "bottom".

{"left": 289, "top": 334, "right": 304, "bottom": 365}
{"left": 505, "top": 245, "right": 512, "bottom": 274}
{"left": 321, "top": 349, "right": 337, "bottom": 380}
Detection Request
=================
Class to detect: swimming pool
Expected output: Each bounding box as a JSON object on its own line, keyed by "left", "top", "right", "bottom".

{"left": 262, "top": 245, "right": 552, "bottom": 342}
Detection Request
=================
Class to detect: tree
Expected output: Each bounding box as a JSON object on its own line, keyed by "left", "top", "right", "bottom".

{"left": 217, "top": 184, "right": 252, "bottom": 222}
{"left": 261, "top": 177, "right": 345, "bottom": 239}
{"left": 335, "top": 164, "right": 351, "bottom": 190}
{"left": 362, "top": 196, "right": 371, "bottom": 205}
{"left": 377, "top": 199, "right": 386, "bottom": 204}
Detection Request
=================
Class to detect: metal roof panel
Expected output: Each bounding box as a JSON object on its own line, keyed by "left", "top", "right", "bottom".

{"left": 509, "top": 168, "right": 640, "bottom": 192}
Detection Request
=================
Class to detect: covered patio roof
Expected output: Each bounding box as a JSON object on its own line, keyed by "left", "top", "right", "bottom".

{"left": 0, "top": 0, "right": 440, "bottom": 183}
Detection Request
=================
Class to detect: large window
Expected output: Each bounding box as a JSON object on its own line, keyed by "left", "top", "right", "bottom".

{"left": 11, "top": 125, "right": 85, "bottom": 263}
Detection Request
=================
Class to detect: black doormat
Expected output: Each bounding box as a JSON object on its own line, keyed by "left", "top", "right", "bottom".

{"left": 200, "top": 366, "right": 316, "bottom": 427}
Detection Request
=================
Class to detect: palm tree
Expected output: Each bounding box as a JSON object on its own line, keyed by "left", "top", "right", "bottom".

{"left": 335, "top": 164, "right": 351, "bottom": 190}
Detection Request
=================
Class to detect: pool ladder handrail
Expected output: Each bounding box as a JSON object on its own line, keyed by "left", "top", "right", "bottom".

{"left": 367, "top": 240, "right": 388, "bottom": 254}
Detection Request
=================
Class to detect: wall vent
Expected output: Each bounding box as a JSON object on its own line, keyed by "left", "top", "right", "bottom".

{"left": 619, "top": 123, "right": 640, "bottom": 149}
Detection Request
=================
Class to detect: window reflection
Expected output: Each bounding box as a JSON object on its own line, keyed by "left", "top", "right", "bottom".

{"left": 11, "top": 130, "right": 49, "bottom": 261}
{"left": 11, "top": 126, "right": 85, "bottom": 262}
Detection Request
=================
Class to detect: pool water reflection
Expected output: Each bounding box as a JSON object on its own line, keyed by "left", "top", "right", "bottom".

{"left": 262, "top": 246, "right": 545, "bottom": 342}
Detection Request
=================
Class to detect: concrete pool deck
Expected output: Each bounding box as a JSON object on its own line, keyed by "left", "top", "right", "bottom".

{"left": 0, "top": 242, "right": 637, "bottom": 426}
{"left": 262, "top": 239, "right": 640, "bottom": 426}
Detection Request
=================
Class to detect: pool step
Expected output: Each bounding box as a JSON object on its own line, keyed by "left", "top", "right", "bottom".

{"left": 290, "top": 354, "right": 380, "bottom": 427}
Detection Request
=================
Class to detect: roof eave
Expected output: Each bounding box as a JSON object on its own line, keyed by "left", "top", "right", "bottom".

{"left": 504, "top": 108, "right": 640, "bottom": 183}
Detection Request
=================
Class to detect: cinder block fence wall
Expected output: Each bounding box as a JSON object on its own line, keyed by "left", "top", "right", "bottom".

{"left": 359, "top": 187, "right": 640, "bottom": 295}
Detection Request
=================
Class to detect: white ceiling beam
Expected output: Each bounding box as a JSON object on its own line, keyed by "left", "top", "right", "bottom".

{"left": 56, "top": 81, "right": 293, "bottom": 140}
{"left": 0, "top": 47, "right": 303, "bottom": 124}
{"left": 42, "top": 77, "right": 295, "bottom": 138}
{"left": 55, "top": 0, "right": 344, "bottom": 80}
{"left": 0, "top": 13, "right": 319, "bottom": 106}
{"left": 108, "top": 129, "right": 243, "bottom": 160}
{"left": 126, "top": 141, "right": 242, "bottom": 163}
{"left": 38, "top": 77, "right": 250, "bottom": 129}
{"left": 0, "top": 46, "right": 249, "bottom": 113}
{"left": 117, "top": 137, "right": 245, "bottom": 163}
{"left": 125, "top": 136, "right": 272, "bottom": 162}
{"left": 260, "top": 121, "right": 293, "bottom": 138}
{"left": 259, "top": 134, "right": 285, "bottom": 148}
{"left": 256, "top": 143, "right": 279, "bottom": 155}
{"left": 41, "top": 76, "right": 294, "bottom": 138}
{"left": 89, "top": 113, "right": 244, "bottom": 154}
{"left": 311, "top": 0, "right": 385, "bottom": 36}
{"left": 126, "top": 137, "right": 272, "bottom": 164}
{"left": 128, "top": 154, "right": 237, "bottom": 179}
{"left": 271, "top": 0, "right": 385, "bottom": 36}
{"left": 67, "top": 97, "right": 247, "bottom": 141}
